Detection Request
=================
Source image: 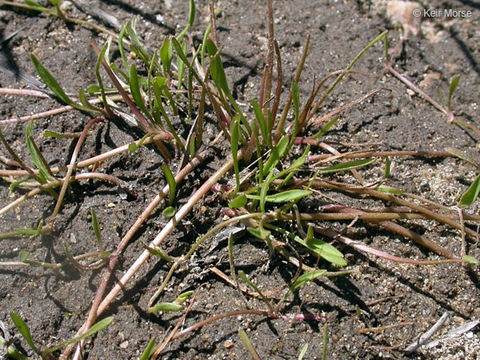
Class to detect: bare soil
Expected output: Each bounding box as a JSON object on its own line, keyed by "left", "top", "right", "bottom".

{"left": 0, "top": 1, "right": 479, "bottom": 359}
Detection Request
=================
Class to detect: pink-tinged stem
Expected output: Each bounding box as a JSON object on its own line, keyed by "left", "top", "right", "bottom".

{"left": 315, "top": 226, "right": 463, "bottom": 265}
{"left": 63, "top": 151, "right": 235, "bottom": 359}
{"left": 49, "top": 118, "right": 104, "bottom": 225}
{"left": 0, "top": 134, "right": 171, "bottom": 177}
{"left": 67, "top": 152, "right": 209, "bottom": 358}
{"left": 386, "top": 64, "right": 453, "bottom": 122}
{"left": 0, "top": 88, "right": 49, "bottom": 98}
{"left": 95, "top": 153, "right": 237, "bottom": 315}
{"left": 0, "top": 95, "right": 124, "bottom": 125}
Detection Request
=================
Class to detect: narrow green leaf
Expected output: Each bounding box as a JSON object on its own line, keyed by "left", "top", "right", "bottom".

{"left": 322, "top": 323, "right": 328, "bottom": 360}
{"left": 143, "top": 243, "right": 175, "bottom": 262}
{"left": 162, "top": 163, "right": 176, "bottom": 205}
{"left": 384, "top": 157, "right": 391, "bottom": 179}
{"left": 160, "top": 37, "right": 173, "bottom": 74}
{"left": 78, "top": 88, "right": 101, "bottom": 114}
{"left": 162, "top": 206, "right": 176, "bottom": 218}
{"left": 259, "top": 171, "right": 275, "bottom": 213}
{"left": 26, "top": 120, "right": 53, "bottom": 182}
{"left": 459, "top": 174, "right": 480, "bottom": 206}
{"left": 117, "top": 23, "right": 130, "bottom": 73}
{"left": 87, "top": 84, "right": 100, "bottom": 94}
{"left": 252, "top": 99, "right": 268, "bottom": 145}
{"left": 317, "top": 158, "right": 375, "bottom": 173}
{"left": 44, "top": 317, "right": 113, "bottom": 354}
{"left": 306, "top": 225, "right": 314, "bottom": 241}
{"left": 125, "top": 20, "right": 152, "bottom": 63}
{"left": 140, "top": 337, "right": 156, "bottom": 360}
{"left": 265, "top": 189, "right": 311, "bottom": 203}
{"left": 305, "top": 238, "right": 347, "bottom": 266}
{"left": 200, "top": 23, "right": 211, "bottom": 66}
{"left": 206, "top": 39, "right": 229, "bottom": 96}
{"left": 15, "top": 228, "right": 41, "bottom": 235}
{"left": 247, "top": 227, "right": 270, "bottom": 240}
{"left": 128, "top": 133, "right": 151, "bottom": 152}
{"left": 230, "top": 115, "right": 240, "bottom": 194}
{"left": 376, "top": 185, "right": 404, "bottom": 195}
{"left": 10, "top": 312, "right": 39, "bottom": 354}
{"left": 288, "top": 270, "right": 327, "bottom": 294}
{"left": 238, "top": 329, "right": 261, "bottom": 360}
{"left": 9, "top": 177, "right": 30, "bottom": 191}
{"left": 310, "top": 116, "right": 339, "bottom": 140}
{"left": 292, "top": 81, "right": 300, "bottom": 124}
{"left": 91, "top": 208, "right": 103, "bottom": 250}
{"left": 176, "top": 40, "right": 187, "bottom": 94}
{"left": 177, "top": 0, "right": 195, "bottom": 41}
{"left": 147, "top": 302, "right": 183, "bottom": 313}
{"left": 291, "top": 232, "right": 346, "bottom": 266}
{"left": 30, "top": 54, "right": 74, "bottom": 106}
{"left": 298, "top": 343, "right": 309, "bottom": 360}
{"left": 445, "top": 147, "right": 480, "bottom": 168}
{"left": 436, "top": 87, "right": 445, "bottom": 107}
{"left": 448, "top": 75, "right": 460, "bottom": 109}
{"left": 171, "top": 38, "right": 189, "bottom": 72}
{"left": 263, "top": 136, "right": 289, "bottom": 176}
{"left": 24, "top": 0, "right": 51, "bottom": 13}
{"left": 229, "top": 194, "right": 247, "bottom": 208}
{"left": 462, "top": 255, "right": 479, "bottom": 265}
{"left": 94, "top": 41, "right": 113, "bottom": 115}
{"left": 286, "top": 145, "right": 310, "bottom": 172}
{"left": 0, "top": 332, "right": 28, "bottom": 360}
{"left": 175, "top": 290, "right": 194, "bottom": 304}
{"left": 19, "top": 251, "right": 29, "bottom": 262}
{"left": 43, "top": 130, "right": 73, "bottom": 139}
{"left": 237, "top": 270, "right": 273, "bottom": 314}
{"left": 129, "top": 64, "right": 152, "bottom": 120}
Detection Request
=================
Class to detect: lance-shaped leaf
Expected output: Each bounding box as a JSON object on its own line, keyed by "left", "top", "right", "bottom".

{"left": 318, "top": 158, "right": 375, "bottom": 173}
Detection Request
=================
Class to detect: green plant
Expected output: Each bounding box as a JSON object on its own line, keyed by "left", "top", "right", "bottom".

{"left": 0, "top": 0, "right": 479, "bottom": 359}
{"left": 9, "top": 312, "right": 112, "bottom": 359}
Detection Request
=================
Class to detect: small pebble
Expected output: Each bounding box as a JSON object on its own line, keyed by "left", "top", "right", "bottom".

{"left": 60, "top": 1, "right": 73, "bottom": 12}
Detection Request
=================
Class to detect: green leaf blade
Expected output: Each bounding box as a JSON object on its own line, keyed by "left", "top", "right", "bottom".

{"left": 30, "top": 54, "right": 74, "bottom": 106}
{"left": 459, "top": 174, "right": 480, "bottom": 206}
{"left": 289, "top": 270, "right": 327, "bottom": 294}
{"left": 318, "top": 158, "right": 375, "bottom": 173}
{"left": 44, "top": 317, "right": 114, "bottom": 354}
{"left": 147, "top": 302, "right": 184, "bottom": 313}
{"left": 265, "top": 189, "right": 311, "bottom": 203}
{"left": 10, "top": 312, "right": 39, "bottom": 354}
